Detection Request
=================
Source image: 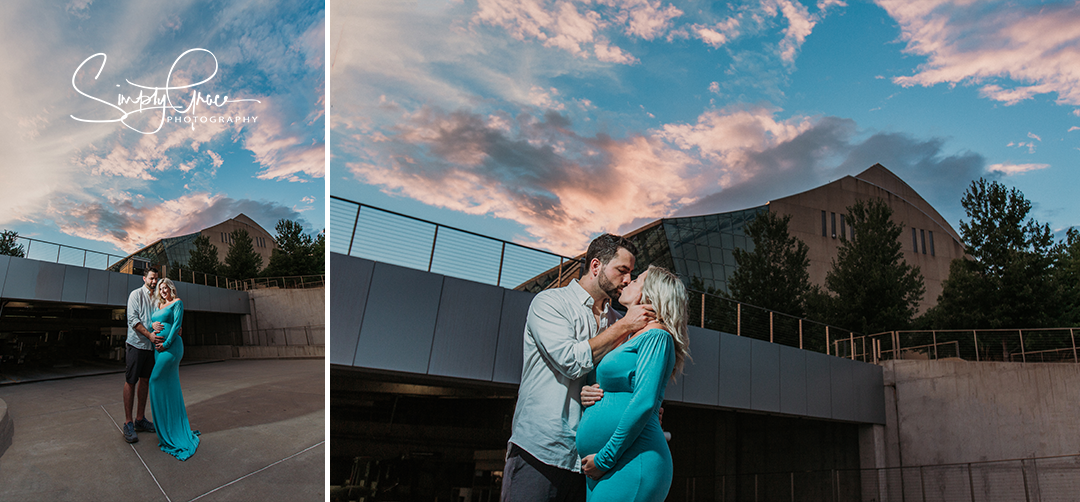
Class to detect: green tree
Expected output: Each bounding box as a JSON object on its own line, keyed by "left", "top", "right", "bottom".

{"left": 186, "top": 234, "right": 222, "bottom": 276}
{"left": 926, "top": 179, "right": 1058, "bottom": 329}
{"left": 821, "top": 198, "right": 925, "bottom": 334}
{"left": 312, "top": 230, "right": 325, "bottom": 274}
{"left": 168, "top": 260, "right": 181, "bottom": 280}
{"left": 1054, "top": 228, "right": 1080, "bottom": 325}
{"left": 262, "top": 219, "right": 321, "bottom": 277}
{"left": 728, "top": 210, "right": 812, "bottom": 317}
{"left": 223, "top": 228, "right": 263, "bottom": 279}
{"left": 0, "top": 230, "right": 26, "bottom": 257}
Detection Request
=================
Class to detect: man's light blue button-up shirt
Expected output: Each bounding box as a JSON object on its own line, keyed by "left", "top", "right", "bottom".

{"left": 508, "top": 279, "right": 622, "bottom": 472}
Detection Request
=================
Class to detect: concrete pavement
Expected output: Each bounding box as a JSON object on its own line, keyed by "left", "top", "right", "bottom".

{"left": 0, "top": 358, "right": 324, "bottom": 501}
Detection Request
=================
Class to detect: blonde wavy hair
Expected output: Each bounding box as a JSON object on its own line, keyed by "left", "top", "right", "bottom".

{"left": 156, "top": 278, "right": 181, "bottom": 309}
{"left": 639, "top": 265, "right": 690, "bottom": 379}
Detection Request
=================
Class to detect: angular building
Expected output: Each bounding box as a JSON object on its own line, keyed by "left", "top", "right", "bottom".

{"left": 108, "top": 214, "right": 277, "bottom": 277}
{"left": 521, "top": 164, "right": 963, "bottom": 314}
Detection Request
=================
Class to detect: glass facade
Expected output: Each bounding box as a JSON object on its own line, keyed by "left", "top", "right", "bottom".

{"left": 108, "top": 231, "right": 201, "bottom": 273}
{"left": 625, "top": 205, "right": 767, "bottom": 294}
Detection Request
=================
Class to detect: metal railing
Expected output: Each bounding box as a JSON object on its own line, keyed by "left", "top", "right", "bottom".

{"left": 831, "top": 328, "right": 1080, "bottom": 365}
{"left": 335, "top": 196, "right": 864, "bottom": 356}
{"left": 690, "top": 291, "right": 859, "bottom": 356}
{"left": 171, "top": 268, "right": 324, "bottom": 291}
{"left": 674, "top": 453, "right": 1080, "bottom": 501}
{"left": 331, "top": 196, "right": 583, "bottom": 290}
{"left": 6, "top": 235, "right": 323, "bottom": 292}
{"left": 11, "top": 235, "right": 125, "bottom": 269}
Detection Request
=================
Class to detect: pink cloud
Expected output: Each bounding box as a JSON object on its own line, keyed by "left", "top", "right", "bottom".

{"left": 350, "top": 105, "right": 840, "bottom": 253}
{"left": 46, "top": 192, "right": 301, "bottom": 253}
{"left": 881, "top": 0, "right": 1080, "bottom": 106}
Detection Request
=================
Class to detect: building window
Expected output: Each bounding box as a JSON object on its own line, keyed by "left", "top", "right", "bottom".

{"left": 912, "top": 228, "right": 918, "bottom": 252}
{"left": 821, "top": 210, "right": 827, "bottom": 237}
{"left": 920, "top": 229, "right": 926, "bottom": 254}
{"left": 839, "top": 214, "right": 846, "bottom": 240}
{"left": 831, "top": 212, "right": 836, "bottom": 239}
{"left": 929, "top": 231, "right": 935, "bottom": 256}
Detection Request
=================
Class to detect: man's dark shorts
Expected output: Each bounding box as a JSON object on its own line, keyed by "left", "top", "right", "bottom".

{"left": 501, "top": 443, "right": 585, "bottom": 502}
{"left": 125, "top": 343, "right": 155, "bottom": 385}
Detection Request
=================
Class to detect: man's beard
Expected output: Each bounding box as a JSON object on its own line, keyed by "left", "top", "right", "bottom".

{"left": 598, "top": 272, "right": 621, "bottom": 302}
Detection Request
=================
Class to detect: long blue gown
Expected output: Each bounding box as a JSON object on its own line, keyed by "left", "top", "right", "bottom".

{"left": 149, "top": 300, "right": 200, "bottom": 461}
{"left": 576, "top": 328, "right": 675, "bottom": 501}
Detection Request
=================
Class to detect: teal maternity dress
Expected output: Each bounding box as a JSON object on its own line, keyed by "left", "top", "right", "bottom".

{"left": 576, "top": 328, "right": 675, "bottom": 502}
{"left": 149, "top": 300, "right": 200, "bottom": 461}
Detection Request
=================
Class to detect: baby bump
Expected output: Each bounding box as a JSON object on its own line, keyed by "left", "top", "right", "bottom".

{"left": 576, "top": 392, "right": 631, "bottom": 456}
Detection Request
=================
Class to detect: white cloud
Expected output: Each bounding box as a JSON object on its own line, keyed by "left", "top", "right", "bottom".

{"left": 474, "top": 0, "right": 682, "bottom": 64}
{"left": 988, "top": 163, "right": 1050, "bottom": 175}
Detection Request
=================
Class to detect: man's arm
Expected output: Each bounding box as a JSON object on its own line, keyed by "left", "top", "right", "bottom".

{"left": 587, "top": 303, "right": 654, "bottom": 363}
{"left": 527, "top": 295, "right": 595, "bottom": 380}
{"left": 133, "top": 322, "right": 163, "bottom": 345}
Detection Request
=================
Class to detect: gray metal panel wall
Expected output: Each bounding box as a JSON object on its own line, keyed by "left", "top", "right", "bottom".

{"left": 680, "top": 326, "right": 719, "bottom": 406}
{"left": 830, "top": 357, "right": 856, "bottom": 422}
{"left": 805, "top": 351, "right": 833, "bottom": 419}
{"left": 196, "top": 282, "right": 211, "bottom": 312}
{"left": 211, "top": 286, "right": 228, "bottom": 313}
{"left": 172, "top": 281, "right": 193, "bottom": 309}
{"left": 85, "top": 269, "right": 110, "bottom": 305}
{"left": 353, "top": 262, "right": 443, "bottom": 374}
{"left": 127, "top": 275, "right": 144, "bottom": 299}
{"left": 2, "top": 257, "right": 39, "bottom": 300}
{"left": 778, "top": 345, "right": 808, "bottom": 416}
{"left": 109, "top": 273, "right": 132, "bottom": 305}
{"left": 329, "top": 253, "right": 374, "bottom": 366}
{"left": 34, "top": 262, "right": 66, "bottom": 301}
{"left": 0, "top": 255, "right": 9, "bottom": 296}
{"left": 718, "top": 333, "right": 752, "bottom": 410}
{"left": 492, "top": 289, "right": 533, "bottom": 384}
{"left": 61, "top": 266, "right": 89, "bottom": 303}
{"left": 427, "top": 277, "right": 504, "bottom": 380}
{"left": 750, "top": 339, "right": 781, "bottom": 413}
{"left": 853, "top": 359, "right": 886, "bottom": 424}
{"left": 667, "top": 370, "right": 685, "bottom": 402}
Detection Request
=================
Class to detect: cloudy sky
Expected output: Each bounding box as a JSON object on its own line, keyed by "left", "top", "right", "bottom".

{"left": 331, "top": 0, "right": 1080, "bottom": 256}
{"left": 0, "top": 0, "right": 324, "bottom": 261}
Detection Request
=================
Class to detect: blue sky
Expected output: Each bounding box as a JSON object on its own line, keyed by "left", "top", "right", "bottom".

{"left": 331, "top": 0, "right": 1080, "bottom": 256}
{"left": 0, "top": 0, "right": 324, "bottom": 261}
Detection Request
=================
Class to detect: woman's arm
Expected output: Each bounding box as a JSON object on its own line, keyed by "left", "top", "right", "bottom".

{"left": 591, "top": 329, "right": 675, "bottom": 472}
{"left": 161, "top": 301, "right": 184, "bottom": 350}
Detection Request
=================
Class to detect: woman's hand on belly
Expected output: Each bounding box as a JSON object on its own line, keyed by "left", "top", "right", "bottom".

{"left": 581, "top": 454, "right": 607, "bottom": 480}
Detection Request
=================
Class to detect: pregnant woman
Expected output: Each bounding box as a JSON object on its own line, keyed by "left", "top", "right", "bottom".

{"left": 576, "top": 265, "right": 690, "bottom": 501}
{"left": 149, "top": 278, "right": 200, "bottom": 461}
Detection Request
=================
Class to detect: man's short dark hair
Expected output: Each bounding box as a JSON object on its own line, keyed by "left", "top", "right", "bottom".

{"left": 145, "top": 267, "right": 160, "bottom": 277}
{"left": 585, "top": 233, "right": 637, "bottom": 268}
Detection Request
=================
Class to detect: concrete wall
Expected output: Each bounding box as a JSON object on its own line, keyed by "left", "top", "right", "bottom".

{"left": 877, "top": 359, "right": 1080, "bottom": 467}
{"left": 241, "top": 286, "right": 325, "bottom": 348}
{"left": 247, "top": 287, "right": 325, "bottom": 331}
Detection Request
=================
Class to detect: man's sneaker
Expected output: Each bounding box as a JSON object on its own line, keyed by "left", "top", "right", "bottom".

{"left": 123, "top": 421, "right": 138, "bottom": 443}
{"left": 134, "top": 418, "right": 155, "bottom": 433}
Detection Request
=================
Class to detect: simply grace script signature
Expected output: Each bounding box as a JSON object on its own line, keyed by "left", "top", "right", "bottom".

{"left": 70, "top": 48, "right": 261, "bottom": 134}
